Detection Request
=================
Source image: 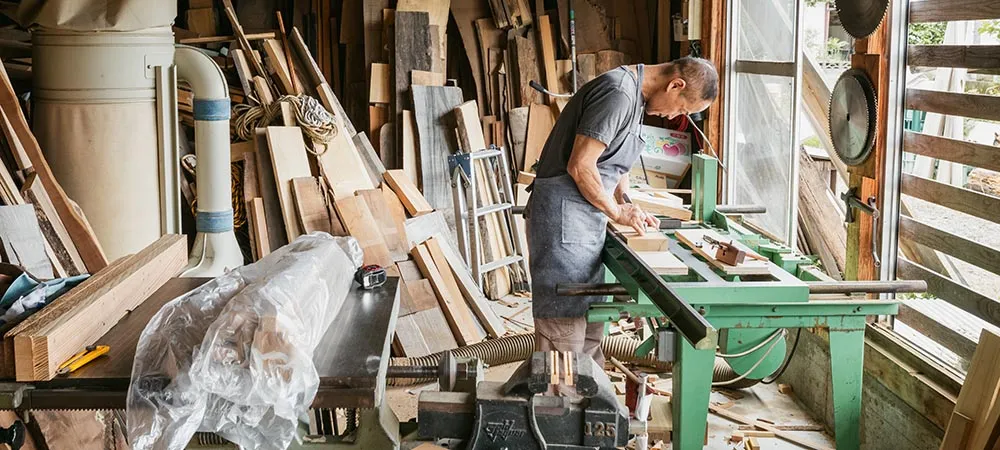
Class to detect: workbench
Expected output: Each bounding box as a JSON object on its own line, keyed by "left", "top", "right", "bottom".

{"left": 0, "top": 277, "right": 403, "bottom": 449}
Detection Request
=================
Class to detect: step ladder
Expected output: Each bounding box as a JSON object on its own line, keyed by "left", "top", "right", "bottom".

{"left": 448, "top": 145, "right": 530, "bottom": 294}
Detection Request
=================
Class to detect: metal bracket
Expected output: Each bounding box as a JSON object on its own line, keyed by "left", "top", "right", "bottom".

{"left": 840, "top": 187, "right": 881, "bottom": 268}
{"left": 0, "top": 383, "right": 33, "bottom": 410}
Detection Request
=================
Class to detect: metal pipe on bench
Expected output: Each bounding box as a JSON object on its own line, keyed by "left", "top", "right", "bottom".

{"left": 557, "top": 280, "right": 927, "bottom": 297}
{"left": 715, "top": 204, "right": 767, "bottom": 215}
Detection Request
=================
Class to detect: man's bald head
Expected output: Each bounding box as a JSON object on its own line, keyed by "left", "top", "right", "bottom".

{"left": 671, "top": 56, "right": 719, "bottom": 102}
{"left": 643, "top": 57, "right": 720, "bottom": 119}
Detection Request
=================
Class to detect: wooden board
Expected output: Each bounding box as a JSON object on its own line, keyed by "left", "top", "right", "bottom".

{"left": 363, "top": 0, "right": 391, "bottom": 86}
{"left": 316, "top": 116, "right": 377, "bottom": 201}
{"left": 908, "top": 45, "right": 1000, "bottom": 70}
{"left": 398, "top": 0, "right": 451, "bottom": 74}
{"left": 402, "top": 110, "right": 419, "bottom": 184}
{"left": 370, "top": 62, "right": 391, "bottom": 104}
{"left": 385, "top": 169, "right": 434, "bottom": 216}
{"left": 0, "top": 204, "right": 54, "bottom": 279}
{"left": 630, "top": 192, "right": 694, "bottom": 220}
{"left": 398, "top": 260, "right": 424, "bottom": 281}
{"left": 909, "top": 0, "right": 1000, "bottom": 23}
{"left": 537, "top": 15, "right": 560, "bottom": 101}
{"left": 942, "top": 329, "right": 1000, "bottom": 449}
{"left": 450, "top": 0, "right": 491, "bottom": 115}
{"left": 428, "top": 235, "right": 506, "bottom": 339}
{"left": 290, "top": 177, "right": 333, "bottom": 234}
{"left": 394, "top": 306, "right": 457, "bottom": 356}
{"left": 623, "top": 232, "right": 671, "bottom": 252}
{"left": 577, "top": 53, "right": 597, "bottom": 85}
{"left": 11, "top": 235, "right": 186, "bottom": 381}
{"left": 400, "top": 278, "right": 440, "bottom": 316}
{"left": 674, "top": 229, "right": 772, "bottom": 275}
{"left": 637, "top": 251, "right": 688, "bottom": 276}
{"left": 248, "top": 197, "right": 270, "bottom": 260}
{"left": 596, "top": 50, "right": 627, "bottom": 75}
{"left": 353, "top": 132, "right": 386, "bottom": 187}
{"left": 393, "top": 11, "right": 433, "bottom": 169}
{"left": 230, "top": 49, "right": 256, "bottom": 100}
{"left": 901, "top": 173, "right": 1000, "bottom": 225}
{"left": 262, "top": 39, "right": 295, "bottom": 95}
{"left": 381, "top": 185, "right": 410, "bottom": 239}
{"left": 474, "top": 17, "right": 505, "bottom": 113}
{"left": 508, "top": 106, "right": 530, "bottom": 171}
{"left": 357, "top": 189, "right": 409, "bottom": 262}
{"left": 897, "top": 257, "right": 1000, "bottom": 329}
{"left": 411, "top": 243, "right": 485, "bottom": 346}
{"left": 511, "top": 34, "right": 542, "bottom": 107}
{"left": 411, "top": 70, "right": 446, "bottom": 86}
{"left": 335, "top": 195, "right": 393, "bottom": 267}
{"left": 253, "top": 128, "right": 288, "bottom": 250}
{"left": 266, "top": 126, "right": 313, "bottom": 242}
{"left": 523, "top": 103, "right": 555, "bottom": 172}
{"left": 899, "top": 215, "right": 1000, "bottom": 277}
{"left": 905, "top": 88, "right": 1000, "bottom": 122}
{"left": 903, "top": 130, "right": 1000, "bottom": 173}
{"left": 411, "top": 85, "right": 464, "bottom": 219}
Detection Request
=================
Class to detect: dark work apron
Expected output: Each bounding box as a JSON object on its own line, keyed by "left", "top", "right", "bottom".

{"left": 526, "top": 64, "right": 646, "bottom": 318}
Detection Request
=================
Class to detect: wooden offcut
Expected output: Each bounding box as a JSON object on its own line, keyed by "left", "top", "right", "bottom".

{"left": 335, "top": 195, "right": 393, "bottom": 267}
{"left": 941, "top": 330, "right": 1000, "bottom": 450}
{"left": 248, "top": 197, "right": 271, "bottom": 260}
{"left": 411, "top": 243, "right": 485, "bottom": 346}
{"left": 384, "top": 170, "right": 434, "bottom": 216}
{"left": 370, "top": 63, "right": 391, "bottom": 104}
{"left": 290, "top": 177, "right": 334, "bottom": 234}
{"left": 10, "top": 235, "right": 187, "bottom": 381}
{"left": 266, "top": 126, "right": 312, "bottom": 241}
{"left": 636, "top": 251, "right": 688, "bottom": 276}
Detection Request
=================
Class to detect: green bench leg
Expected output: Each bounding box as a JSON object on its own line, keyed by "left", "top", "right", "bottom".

{"left": 829, "top": 328, "right": 865, "bottom": 450}
{"left": 672, "top": 335, "right": 715, "bottom": 449}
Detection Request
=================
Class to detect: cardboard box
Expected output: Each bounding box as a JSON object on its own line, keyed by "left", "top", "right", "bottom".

{"left": 637, "top": 125, "right": 692, "bottom": 178}
{"left": 630, "top": 166, "right": 683, "bottom": 189}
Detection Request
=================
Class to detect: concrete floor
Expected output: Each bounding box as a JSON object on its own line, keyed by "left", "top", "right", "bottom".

{"left": 388, "top": 361, "right": 835, "bottom": 449}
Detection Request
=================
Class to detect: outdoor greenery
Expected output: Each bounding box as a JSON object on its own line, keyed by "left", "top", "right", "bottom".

{"left": 908, "top": 22, "right": 946, "bottom": 45}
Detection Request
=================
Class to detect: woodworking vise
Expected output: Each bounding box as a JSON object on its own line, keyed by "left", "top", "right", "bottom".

{"left": 417, "top": 351, "right": 629, "bottom": 449}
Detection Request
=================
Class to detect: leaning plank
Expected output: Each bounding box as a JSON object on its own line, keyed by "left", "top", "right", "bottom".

{"left": 898, "top": 215, "right": 1000, "bottom": 277}
{"left": 909, "top": 0, "right": 1000, "bottom": 23}
{"left": 536, "top": 16, "right": 560, "bottom": 101}
{"left": 411, "top": 85, "right": 464, "bottom": 217}
{"left": 253, "top": 128, "right": 289, "bottom": 250}
{"left": 523, "top": 103, "right": 555, "bottom": 172}
{"left": 399, "top": 278, "right": 438, "bottom": 316}
{"left": 262, "top": 39, "right": 296, "bottom": 95}
{"left": 402, "top": 110, "right": 419, "bottom": 184}
{"left": 266, "top": 126, "right": 313, "bottom": 241}
{"left": 248, "top": 197, "right": 271, "bottom": 260}
{"left": 903, "top": 130, "right": 1000, "bottom": 173}
{"left": 384, "top": 170, "right": 434, "bottom": 216}
{"left": 0, "top": 205, "right": 54, "bottom": 279}
{"left": 939, "top": 329, "right": 1000, "bottom": 449}
{"left": 901, "top": 173, "right": 1000, "bottom": 225}
{"left": 11, "top": 235, "right": 187, "bottom": 381}
{"left": 335, "top": 195, "right": 393, "bottom": 267}
{"left": 511, "top": 34, "right": 542, "bottom": 107}
{"left": 393, "top": 11, "right": 433, "bottom": 169}
{"left": 905, "top": 88, "right": 1000, "bottom": 122}
{"left": 908, "top": 45, "right": 1000, "bottom": 70}
{"left": 316, "top": 114, "right": 376, "bottom": 200}
{"left": 0, "top": 64, "right": 106, "bottom": 272}
{"left": 430, "top": 235, "right": 507, "bottom": 339}
{"left": 290, "top": 177, "right": 334, "bottom": 234}
{"left": 411, "top": 243, "right": 485, "bottom": 346}
{"left": 897, "top": 257, "right": 1000, "bottom": 328}
{"left": 357, "top": 189, "right": 409, "bottom": 262}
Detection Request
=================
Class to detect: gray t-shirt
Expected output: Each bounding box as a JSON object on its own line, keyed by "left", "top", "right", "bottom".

{"left": 534, "top": 66, "right": 644, "bottom": 180}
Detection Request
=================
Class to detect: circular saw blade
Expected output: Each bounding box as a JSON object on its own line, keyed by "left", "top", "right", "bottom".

{"left": 829, "top": 69, "right": 877, "bottom": 166}
{"left": 835, "top": 0, "right": 889, "bottom": 39}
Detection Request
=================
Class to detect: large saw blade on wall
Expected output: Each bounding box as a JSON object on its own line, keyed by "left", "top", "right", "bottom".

{"left": 835, "top": 0, "right": 889, "bottom": 39}
{"left": 829, "top": 69, "right": 878, "bottom": 166}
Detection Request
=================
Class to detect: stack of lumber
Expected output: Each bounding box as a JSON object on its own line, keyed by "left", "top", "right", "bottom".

{"left": 938, "top": 329, "right": 1000, "bottom": 450}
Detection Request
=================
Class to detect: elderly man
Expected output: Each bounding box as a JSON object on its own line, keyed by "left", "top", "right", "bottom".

{"left": 526, "top": 57, "right": 719, "bottom": 367}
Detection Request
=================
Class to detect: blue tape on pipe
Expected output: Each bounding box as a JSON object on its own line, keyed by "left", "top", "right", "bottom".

{"left": 196, "top": 210, "right": 234, "bottom": 233}
{"left": 193, "top": 98, "right": 231, "bottom": 121}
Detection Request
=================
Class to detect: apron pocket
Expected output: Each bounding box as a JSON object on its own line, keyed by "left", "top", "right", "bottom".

{"left": 561, "top": 198, "right": 606, "bottom": 245}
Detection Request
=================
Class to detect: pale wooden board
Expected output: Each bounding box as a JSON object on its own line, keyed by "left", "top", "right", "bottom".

{"left": 248, "top": 197, "right": 270, "bottom": 260}
{"left": 674, "top": 229, "right": 772, "bottom": 275}
{"left": 396, "top": 305, "right": 458, "bottom": 356}
{"left": 290, "top": 177, "right": 333, "bottom": 234}
{"left": 946, "top": 330, "right": 1000, "bottom": 448}
{"left": 316, "top": 115, "right": 376, "bottom": 200}
{"left": 11, "top": 235, "right": 186, "bottom": 381}
{"left": 352, "top": 131, "right": 385, "bottom": 187}
{"left": 0, "top": 204, "right": 54, "bottom": 279}
{"left": 357, "top": 188, "right": 409, "bottom": 262}
{"left": 266, "top": 126, "right": 312, "bottom": 242}
{"left": 334, "top": 195, "right": 393, "bottom": 267}
{"left": 537, "top": 15, "right": 560, "bottom": 100}
{"left": 262, "top": 39, "right": 295, "bottom": 95}
{"left": 402, "top": 110, "right": 419, "bottom": 186}
{"left": 397, "top": 260, "right": 424, "bottom": 281}
{"left": 636, "top": 251, "right": 688, "bottom": 276}
{"left": 370, "top": 62, "right": 391, "bottom": 104}
{"left": 514, "top": 183, "right": 531, "bottom": 273}
{"left": 399, "top": 278, "right": 440, "bottom": 316}
{"left": 411, "top": 85, "right": 463, "bottom": 217}
{"left": 411, "top": 243, "right": 484, "bottom": 346}
{"left": 253, "top": 128, "right": 288, "bottom": 250}
{"left": 411, "top": 70, "right": 446, "bottom": 86}
{"left": 523, "top": 103, "right": 555, "bottom": 172}
{"left": 429, "top": 235, "right": 507, "bottom": 339}
{"left": 385, "top": 169, "right": 434, "bottom": 216}
{"left": 382, "top": 184, "right": 410, "bottom": 239}
{"left": 624, "top": 233, "right": 670, "bottom": 252}
{"left": 630, "top": 192, "right": 693, "bottom": 220}
{"left": 454, "top": 100, "right": 488, "bottom": 151}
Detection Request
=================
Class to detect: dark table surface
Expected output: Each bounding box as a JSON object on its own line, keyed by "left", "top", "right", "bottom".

{"left": 5, "top": 276, "right": 399, "bottom": 410}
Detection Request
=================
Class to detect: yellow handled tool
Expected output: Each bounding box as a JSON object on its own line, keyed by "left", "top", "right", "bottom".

{"left": 57, "top": 345, "right": 109, "bottom": 375}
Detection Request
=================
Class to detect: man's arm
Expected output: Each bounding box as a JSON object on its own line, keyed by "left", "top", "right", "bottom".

{"left": 567, "top": 134, "right": 648, "bottom": 234}
{"left": 614, "top": 174, "right": 629, "bottom": 204}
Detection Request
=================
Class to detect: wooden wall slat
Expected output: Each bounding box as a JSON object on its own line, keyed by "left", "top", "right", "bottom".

{"left": 905, "top": 88, "right": 1000, "bottom": 122}
{"left": 898, "top": 257, "right": 1000, "bottom": 329}
{"left": 901, "top": 173, "right": 1000, "bottom": 224}
{"left": 897, "top": 304, "right": 977, "bottom": 361}
{"left": 908, "top": 45, "right": 1000, "bottom": 69}
{"left": 903, "top": 130, "right": 1000, "bottom": 173}
{"left": 898, "top": 215, "right": 1000, "bottom": 276}
{"left": 909, "top": 0, "right": 1000, "bottom": 23}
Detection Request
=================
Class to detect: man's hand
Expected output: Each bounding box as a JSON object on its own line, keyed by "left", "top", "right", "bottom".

{"left": 642, "top": 211, "right": 660, "bottom": 229}
{"left": 613, "top": 204, "right": 651, "bottom": 235}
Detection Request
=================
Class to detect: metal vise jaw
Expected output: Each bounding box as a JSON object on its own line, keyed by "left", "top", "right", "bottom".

{"left": 418, "top": 351, "right": 629, "bottom": 449}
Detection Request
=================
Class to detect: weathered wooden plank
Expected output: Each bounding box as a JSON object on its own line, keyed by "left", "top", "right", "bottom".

{"left": 411, "top": 243, "right": 485, "bottom": 346}
{"left": 908, "top": 45, "right": 1000, "bottom": 69}
{"left": 948, "top": 329, "right": 1000, "bottom": 448}
{"left": 905, "top": 88, "right": 1000, "bottom": 122}
{"left": 0, "top": 205, "right": 54, "bottom": 279}
{"left": 901, "top": 172, "right": 1000, "bottom": 224}
{"left": 899, "top": 215, "right": 1000, "bottom": 277}
{"left": 908, "top": 0, "right": 1000, "bottom": 23}
{"left": 290, "top": 177, "right": 333, "bottom": 235}
{"left": 393, "top": 11, "right": 433, "bottom": 169}
{"left": 896, "top": 304, "right": 976, "bottom": 361}
{"left": 523, "top": 103, "right": 554, "bottom": 172}
{"left": 411, "top": 85, "right": 463, "bottom": 224}
{"left": 902, "top": 130, "right": 1000, "bottom": 173}
{"left": 897, "top": 257, "right": 1000, "bottom": 329}
{"left": 511, "top": 33, "right": 542, "bottom": 107}
{"left": 430, "top": 235, "right": 506, "bottom": 339}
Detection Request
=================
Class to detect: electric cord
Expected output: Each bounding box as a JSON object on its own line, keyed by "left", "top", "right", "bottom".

{"left": 762, "top": 328, "right": 803, "bottom": 384}
{"left": 715, "top": 329, "right": 785, "bottom": 359}
{"left": 711, "top": 331, "right": 784, "bottom": 387}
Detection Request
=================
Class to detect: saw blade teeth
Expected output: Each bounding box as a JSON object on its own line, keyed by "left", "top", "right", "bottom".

{"left": 834, "top": 0, "right": 890, "bottom": 39}
{"left": 828, "top": 69, "right": 878, "bottom": 166}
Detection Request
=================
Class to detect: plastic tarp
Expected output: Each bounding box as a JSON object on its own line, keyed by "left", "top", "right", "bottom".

{"left": 127, "top": 233, "right": 363, "bottom": 450}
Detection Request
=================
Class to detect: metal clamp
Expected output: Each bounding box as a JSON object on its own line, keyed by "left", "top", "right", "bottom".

{"left": 841, "top": 188, "right": 881, "bottom": 267}
{"left": 0, "top": 383, "right": 33, "bottom": 410}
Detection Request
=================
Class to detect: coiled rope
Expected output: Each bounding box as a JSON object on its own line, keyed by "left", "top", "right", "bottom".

{"left": 232, "top": 94, "right": 339, "bottom": 153}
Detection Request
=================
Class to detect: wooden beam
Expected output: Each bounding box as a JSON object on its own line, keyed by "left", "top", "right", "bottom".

{"left": 897, "top": 257, "right": 1000, "bottom": 330}
{"left": 908, "top": 45, "right": 1000, "bottom": 69}
{"left": 903, "top": 130, "right": 1000, "bottom": 173}
{"left": 10, "top": 235, "right": 187, "bottom": 381}
{"left": 178, "top": 31, "right": 277, "bottom": 44}
{"left": 248, "top": 197, "right": 270, "bottom": 260}
{"left": 905, "top": 88, "right": 1000, "bottom": 122}
{"left": 899, "top": 215, "right": 1000, "bottom": 277}
{"left": 429, "top": 234, "right": 507, "bottom": 339}
{"left": 384, "top": 169, "right": 434, "bottom": 216}
{"left": 901, "top": 173, "right": 1000, "bottom": 224}
{"left": 897, "top": 304, "right": 976, "bottom": 361}
{"left": 908, "top": 0, "right": 1000, "bottom": 23}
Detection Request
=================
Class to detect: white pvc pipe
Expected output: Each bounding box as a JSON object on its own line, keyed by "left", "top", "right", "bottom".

{"left": 174, "top": 45, "right": 243, "bottom": 276}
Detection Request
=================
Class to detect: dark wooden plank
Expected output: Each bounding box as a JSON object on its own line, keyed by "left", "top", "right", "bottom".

{"left": 905, "top": 88, "right": 1000, "bottom": 122}
{"left": 897, "top": 257, "right": 1000, "bottom": 329}
{"left": 596, "top": 50, "right": 628, "bottom": 75}
{"left": 909, "top": 0, "right": 1000, "bottom": 23}
{"left": 411, "top": 85, "right": 464, "bottom": 231}
{"left": 364, "top": 0, "right": 391, "bottom": 82}
{"left": 901, "top": 172, "right": 1000, "bottom": 224}
{"left": 908, "top": 45, "right": 1000, "bottom": 69}
{"left": 0, "top": 204, "right": 53, "bottom": 279}
{"left": 898, "top": 215, "right": 1000, "bottom": 276}
{"left": 450, "top": 0, "right": 491, "bottom": 116}
{"left": 903, "top": 130, "right": 1000, "bottom": 173}
{"left": 897, "top": 304, "right": 977, "bottom": 361}
{"left": 393, "top": 11, "right": 433, "bottom": 170}
{"left": 511, "top": 33, "right": 542, "bottom": 107}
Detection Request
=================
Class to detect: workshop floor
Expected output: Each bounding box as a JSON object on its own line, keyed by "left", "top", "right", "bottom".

{"left": 389, "top": 294, "right": 835, "bottom": 449}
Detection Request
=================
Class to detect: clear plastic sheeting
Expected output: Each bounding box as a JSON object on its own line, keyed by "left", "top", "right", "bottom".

{"left": 127, "top": 233, "right": 364, "bottom": 450}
